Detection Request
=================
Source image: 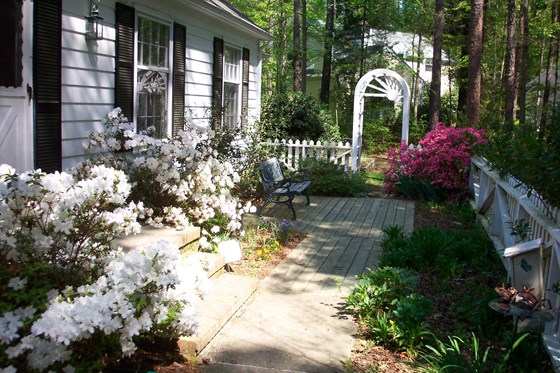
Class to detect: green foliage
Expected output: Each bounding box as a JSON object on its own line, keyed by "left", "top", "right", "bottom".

{"left": 260, "top": 91, "right": 340, "bottom": 141}
{"left": 301, "top": 158, "right": 368, "bottom": 197}
{"left": 395, "top": 174, "right": 445, "bottom": 202}
{"left": 362, "top": 121, "right": 397, "bottom": 154}
{"left": 482, "top": 119, "right": 560, "bottom": 209}
{"left": 379, "top": 224, "right": 495, "bottom": 279}
{"left": 346, "top": 267, "right": 417, "bottom": 318}
{"left": 347, "top": 266, "right": 431, "bottom": 355}
{"left": 508, "top": 219, "right": 532, "bottom": 242}
{"left": 414, "top": 332, "right": 531, "bottom": 373}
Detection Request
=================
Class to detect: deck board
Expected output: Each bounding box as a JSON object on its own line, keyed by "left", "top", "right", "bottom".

{"left": 258, "top": 197, "right": 414, "bottom": 295}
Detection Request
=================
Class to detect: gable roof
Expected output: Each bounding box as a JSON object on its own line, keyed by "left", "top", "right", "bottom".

{"left": 187, "top": 0, "right": 272, "bottom": 40}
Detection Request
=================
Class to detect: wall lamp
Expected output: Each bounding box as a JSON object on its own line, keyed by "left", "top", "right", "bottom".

{"left": 85, "top": 0, "right": 103, "bottom": 40}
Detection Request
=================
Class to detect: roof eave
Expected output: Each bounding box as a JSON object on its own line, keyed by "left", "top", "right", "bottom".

{"left": 186, "top": 0, "right": 272, "bottom": 41}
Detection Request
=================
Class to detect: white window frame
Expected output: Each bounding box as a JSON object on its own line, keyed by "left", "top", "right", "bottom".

{"left": 222, "top": 44, "right": 242, "bottom": 129}
{"left": 133, "top": 13, "right": 173, "bottom": 137}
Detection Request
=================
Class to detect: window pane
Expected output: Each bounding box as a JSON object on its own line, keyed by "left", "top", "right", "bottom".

{"left": 223, "top": 45, "right": 240, "bottom": 82}
{"left": 137, "top": 17, "right": 169, "bottom": 68}
{"left": 224, "top": 82, "right": 238, "bottom": 129}
{"left": 137, "top": 70, "right": 167, "bottom": 137}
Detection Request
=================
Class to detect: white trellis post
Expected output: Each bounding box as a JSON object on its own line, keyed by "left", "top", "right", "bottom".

{"left": 351, "top": 68, "right": 411, "bottom": 171}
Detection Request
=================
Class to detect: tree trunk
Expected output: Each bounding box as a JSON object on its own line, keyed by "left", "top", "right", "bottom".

{"left": 302, "top": 0, "right": 307, "bottom": 92}
{"left": 466, "top": 0, "right": 484, "bottom": 126}
{"left": 503, "top": 0, "right": 517, "bottom": 124}
{"left": 275, "top": 1, "right": 290, "bottom": 94}
{"left": 516, "top": 0, "right": 529, "bottom": 124}
{"left": 428, "top": 0, "right": 444, "bottom": 129}
{"left": 320, "top": 0, "right": 335, "bottom": 104}
{"left": 540, "top": 0, "right": 559, "bottom": 137}
{"left": 293, "top": 0, "right": 303, "bottom": 91}
{"left": 413, "top": 32, "right": 423, "bottom": 120}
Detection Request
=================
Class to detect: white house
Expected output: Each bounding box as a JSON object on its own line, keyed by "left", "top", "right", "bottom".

{"left": 307, "top": 29, "right": 454, "bottom": 101}
{"left": 366, "top": 29, "right": 454, "bottom": 94}
{"left": 0, "top": 0, "right": 271, "bottom": 173}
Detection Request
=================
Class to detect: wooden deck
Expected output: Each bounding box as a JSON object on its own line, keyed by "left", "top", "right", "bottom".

{"left": 258, "top": 196, "right": 415, "bottom": 295}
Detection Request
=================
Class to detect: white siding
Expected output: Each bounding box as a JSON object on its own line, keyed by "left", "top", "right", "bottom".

{"left": 59, "top": 0, "right": 266, "bottom": 170}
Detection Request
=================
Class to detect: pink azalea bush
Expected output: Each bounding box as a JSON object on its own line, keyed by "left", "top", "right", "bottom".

{"left": 384, "top": 123, "right": 486, "bottom": 203}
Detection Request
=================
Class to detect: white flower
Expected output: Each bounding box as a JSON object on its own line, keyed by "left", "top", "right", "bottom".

{"left": 217, "top": 240, "right": 242, "bottom": 264}
{"left": 8, "top": 276, "right": 27, "bottom": 290}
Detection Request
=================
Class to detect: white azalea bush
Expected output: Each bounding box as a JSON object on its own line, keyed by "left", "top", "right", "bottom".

{"left": 78, "top": 108, "right": 255, "bottom": 240}
{"left": 0, "top": 165, "right": 208, "bottom": 371}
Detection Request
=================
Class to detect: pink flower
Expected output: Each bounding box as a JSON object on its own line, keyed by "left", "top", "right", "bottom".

{"left": 384, "top": 124, "right": 486, "bottom": 203}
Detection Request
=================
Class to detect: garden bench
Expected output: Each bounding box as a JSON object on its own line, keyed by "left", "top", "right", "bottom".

{"left": 259, "top": 157, "right": 312, "bottom": 220}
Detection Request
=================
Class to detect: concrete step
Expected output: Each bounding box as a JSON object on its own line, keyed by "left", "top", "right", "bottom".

{"left": 182, "top": 251, "right": 226, "bottom": 279}
{"left": 178, "top": 273, "right": 258, "bottom": 356}
{"left": 113, "top": 225, "right": 201, "bottom": 252}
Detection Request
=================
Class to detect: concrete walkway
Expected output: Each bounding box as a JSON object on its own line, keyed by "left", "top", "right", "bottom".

{"left": 200, "top": 196, "right": 415, "bottom": 372}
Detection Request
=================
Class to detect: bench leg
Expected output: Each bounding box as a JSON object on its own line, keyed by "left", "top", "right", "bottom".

{"left": 287, "top": 200, "right": 297, "bottom": 220}
{"left": 304, "top": 192, "right": 310, "bottom": 206}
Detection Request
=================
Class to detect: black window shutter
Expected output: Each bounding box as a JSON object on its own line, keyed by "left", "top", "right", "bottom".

{"left": 115, "top": 3, "right": 135, "bottom": 120}
{"left": 0, "top": 0, "right": 23, "bottom": 87}
{"left": 212, "top": 37, "right": 224, "bottom": 129}
{"left": 172, "top": 23, "right": 186, "bottom": 136}
{"left": 242, "top": 47, "right": 250, "bottom": 129}
{"left": 34, "top": 0, "right": 61, "bottom": 172}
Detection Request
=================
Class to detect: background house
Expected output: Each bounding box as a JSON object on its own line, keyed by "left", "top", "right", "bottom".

{"left": 0, "top": 0, "right": 271, "bottom": 173}
{"left": 307, "top": 29, "right": 454, "bottom": 101}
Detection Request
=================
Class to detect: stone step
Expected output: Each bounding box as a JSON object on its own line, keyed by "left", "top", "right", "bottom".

{"left": 182, "top": 251, "right": 226, "bottom": 279}
{"left": 178, "top": 273, "right": 258, "bottom": 356}
{"left": 113, "top": 225, "right": 201, "bottom": 252}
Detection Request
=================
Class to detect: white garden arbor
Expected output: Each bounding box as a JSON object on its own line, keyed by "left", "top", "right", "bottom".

{"left": 351, "top": 69, "right": 411, "bottom": 171}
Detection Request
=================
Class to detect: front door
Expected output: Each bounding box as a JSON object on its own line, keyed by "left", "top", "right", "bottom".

{"left": 0, "top": 0, "right": 34, "bottom": 172}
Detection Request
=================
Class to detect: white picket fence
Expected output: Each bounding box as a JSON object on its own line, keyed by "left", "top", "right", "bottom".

{"left": 264, "top": 139, "right": 354, "bottom": 171}
{"left": 470, "top": 157, "right": 560, "bottom": 370}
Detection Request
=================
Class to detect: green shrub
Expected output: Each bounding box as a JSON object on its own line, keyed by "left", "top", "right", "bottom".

{"left": 346, "top": 267, "right": 417, "bottom": 318}
{"left": 347, "top": 267, "right": 431, "bottom": 354}
{"left": 379, "top": 224, "right": 495, "bottom": 279}
{"left": 259, "top": 91, "right": 340, "bottom": 141}
{"left": 301, "top": 158, "right": 368, "bottom": 197}
{"left": 363, "top": 121, "right": 397, "bottom": 154}
{"left": 482, "top": 119, "right": 560, "bottom": 209}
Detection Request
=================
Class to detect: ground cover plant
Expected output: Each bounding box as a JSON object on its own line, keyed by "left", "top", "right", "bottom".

{"left": 230, "top": 217, "right": 305, "bottom": 279}
{"left": 344, "top": 202, "right": 553, "bottom": 372}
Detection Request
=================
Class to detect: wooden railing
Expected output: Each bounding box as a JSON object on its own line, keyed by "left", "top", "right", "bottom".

{"left": 264, "top": 139, "right": 354, "bottom": 171}
{"left": 470, "top": 157, "right": 560, "bottom": 370}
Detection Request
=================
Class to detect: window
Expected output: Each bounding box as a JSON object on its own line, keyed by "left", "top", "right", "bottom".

{"left": 425, "top": 58, "right": 433, "bottom": 73}
{"left": 116, "top": 4, "right": 185, "bottom": 138}
{"left": 0, "top": 0, "right": 23, "bottom": 87}
{"left": 223, "top": 45, "right": 241, "bottom": 129}
{"left": 212, "top": 38, "right": 249, "bottom": 130}
{"left": 136, "top": 16, "right": 170, "bottom": 137}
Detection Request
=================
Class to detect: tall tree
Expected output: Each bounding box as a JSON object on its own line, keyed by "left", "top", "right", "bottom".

{"left": 503, "top": 0, "right": 517, "bottom": 123}
{"left": 320, "top": 0, "right": 335, "bottom": 103}
{"left": 466, "top": 0, "right": 484, "bottom": 126}
{"left": 540, "top": 0, "right": 559, "bottom": 137}
{"left": 293, "top": 0, "right": 303, "bottom": 91}
{"left": 515, "top": 0, "right": 529, "bottom": 124}
{"left": 302, "top": 0, "right": 308, "bottom": 92}
{"left": 428, "top": 0, "right": 444, "bottom": 129}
